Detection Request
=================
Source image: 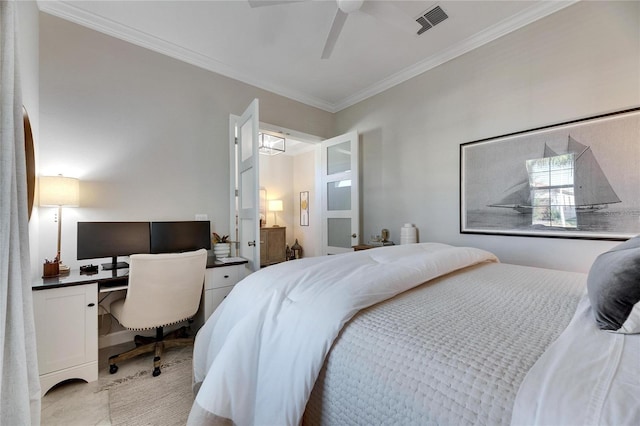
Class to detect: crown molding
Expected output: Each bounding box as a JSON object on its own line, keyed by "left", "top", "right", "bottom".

{"left": 37, "top": 0, "right": 336, "bottom": 112}
{"left": 38, "top": 0, "right": 578, "bottom": 114}
{"left": 332, "top": 0, "right": 579, "bottom": 112}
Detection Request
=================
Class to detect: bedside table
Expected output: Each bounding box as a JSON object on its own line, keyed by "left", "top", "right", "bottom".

{"left": 352, "top": 244, "right": 375, "bottom": 251}
{"left": 353, "top": 241, "right": 395, "bottom": 251}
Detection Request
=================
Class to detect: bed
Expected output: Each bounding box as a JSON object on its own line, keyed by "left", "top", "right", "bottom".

{"left": 188, "top": 242, "right": 640, "bottom": 426}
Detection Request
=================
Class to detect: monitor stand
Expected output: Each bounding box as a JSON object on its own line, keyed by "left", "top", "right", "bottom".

{"left": 102, "top": 256, "right": 129, "bottom": 270}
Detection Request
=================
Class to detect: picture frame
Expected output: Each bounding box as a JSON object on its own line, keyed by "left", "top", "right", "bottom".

{"left": 300, "top": 191, "right": 309, "bottom": 226}
{"left": 460, "top": 107, "right": 640, "bottom": 240}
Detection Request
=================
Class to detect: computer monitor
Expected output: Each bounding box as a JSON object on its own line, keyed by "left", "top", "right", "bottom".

{"left": 77, "top": 222, "right": 151, "bottom": 270}
{"left": 150, "top": 221, "right": 211, "bottom": 254}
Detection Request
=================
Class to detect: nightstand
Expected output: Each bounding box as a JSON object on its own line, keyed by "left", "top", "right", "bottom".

{"left": 352, "top": 244, "right": 375, "bottom": 251}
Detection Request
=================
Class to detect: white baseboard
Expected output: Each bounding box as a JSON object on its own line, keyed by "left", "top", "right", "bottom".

{"left": 98, "top": 329, "right": 136, "bottom": 349}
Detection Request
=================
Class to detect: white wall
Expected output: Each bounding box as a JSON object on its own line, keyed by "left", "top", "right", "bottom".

{"left": 37, "top": 13, "right": 334, "bottom": 273}
{"left": 259, "top": 149, "right": 319, "bottom": 257}
{"left": 335, "top": 1, "right": 640, "bottom": 272}
{"left": 260, "top": 154, "right": 294, "bottom": 232}
{"left": 17, "top": 0, "right": 40, "bottom": 278}
{"left": 292, "top": 149, "right": 319, "bottom": 257}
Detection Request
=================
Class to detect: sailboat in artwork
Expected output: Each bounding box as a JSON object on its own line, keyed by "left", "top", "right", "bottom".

{"left": 489, "top": 136, "right": 621, "bottom": 214}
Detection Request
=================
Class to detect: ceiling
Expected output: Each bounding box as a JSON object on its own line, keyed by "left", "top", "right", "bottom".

{"left": 38, "top": 0, "right": 576, "bottom": 113}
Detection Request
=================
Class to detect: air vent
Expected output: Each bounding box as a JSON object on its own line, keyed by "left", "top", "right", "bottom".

{"left": 416, "top": 5, "right": 449, "bottom": 35}
{"left": 416, "top": 16, "right": 432, "bottom": 35}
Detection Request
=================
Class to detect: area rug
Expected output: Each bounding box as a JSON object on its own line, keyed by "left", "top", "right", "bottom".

{"left": 108, "top": 354, "right": 194, "bottom": 425}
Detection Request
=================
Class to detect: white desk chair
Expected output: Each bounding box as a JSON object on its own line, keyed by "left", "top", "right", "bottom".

{"left": 108, "top": 249, "right": 207, "bottom": 377}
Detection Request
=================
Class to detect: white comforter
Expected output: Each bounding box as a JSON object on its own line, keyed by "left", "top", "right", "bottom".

{"left": 189, "top": 243, "right": 498, "bottom": 425}
{"left": 511, "top": 294, "right": 640, "bottom": 426}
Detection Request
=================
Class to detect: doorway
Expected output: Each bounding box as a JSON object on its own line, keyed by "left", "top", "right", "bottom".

{"left": 230, "top": 100, "right": 360, "bottom": 270}
{"left": 258, "top": 123, "right": 323, "bottom": 259}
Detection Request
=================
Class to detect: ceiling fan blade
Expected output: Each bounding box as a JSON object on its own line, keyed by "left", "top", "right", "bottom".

{"left": 321, "top": 8, "right": 348, "bottom": 59}
{"left": 360, "top": 1, "right": 416, "bottom": 35}
{"left": 248, "top": 0, "right": 304, "bottom": 8}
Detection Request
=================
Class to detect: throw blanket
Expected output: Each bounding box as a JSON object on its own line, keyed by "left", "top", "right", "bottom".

{"left": 303, "top": 262, "right": 585, "bottom": 425}
{"left": 189, "top": 243, "right": 498, "bottom": 425}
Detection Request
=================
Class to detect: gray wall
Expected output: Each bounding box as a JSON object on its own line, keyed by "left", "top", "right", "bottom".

{"left": 37, "top": 13, "right": 334, "bottom": 271}
{"left": 35, "top": 1, "right": 640, "bottom": 274}
{"left": 335, "top": 1, "right": 640, "bottom": 272}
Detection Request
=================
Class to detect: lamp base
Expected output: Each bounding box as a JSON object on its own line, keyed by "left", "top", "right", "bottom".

{"left": 59, "top": 264, "right": 71, "bottom": 275}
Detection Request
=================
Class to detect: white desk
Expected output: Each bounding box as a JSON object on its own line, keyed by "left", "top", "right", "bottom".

{"left": 32, "top": 257, "right": 248, "bottom": 396}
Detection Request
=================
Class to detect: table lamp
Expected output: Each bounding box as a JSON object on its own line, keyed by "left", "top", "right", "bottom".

{"left": 39, "top": 175, "right": 80, "bottom": 274}
{"left": 268, "top": 199, "right": 283, "bottom": 227}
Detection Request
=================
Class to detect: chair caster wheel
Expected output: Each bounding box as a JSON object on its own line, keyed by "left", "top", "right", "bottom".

{"left": 152, "top": 367, "right": 161, "bottom": 377}
{"left": 109, "top": 364, "right": 118, "bottom": 374}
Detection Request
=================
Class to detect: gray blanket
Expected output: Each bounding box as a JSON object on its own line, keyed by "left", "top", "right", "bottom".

{"left": 303, "top": 262, "right": 585, "bottom": 425}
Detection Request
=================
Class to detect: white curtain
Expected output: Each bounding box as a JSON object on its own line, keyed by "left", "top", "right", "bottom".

{"left": 1, "top": 0, "right": 42, "bottom": 424}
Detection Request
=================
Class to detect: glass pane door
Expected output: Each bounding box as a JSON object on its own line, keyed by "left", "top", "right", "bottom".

{"left": 321, "top": 131, "right": 359, "bottom": 255}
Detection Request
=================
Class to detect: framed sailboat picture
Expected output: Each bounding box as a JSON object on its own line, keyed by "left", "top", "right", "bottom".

{"left": 460, "top": 107, "right": 640, "bottom": 240}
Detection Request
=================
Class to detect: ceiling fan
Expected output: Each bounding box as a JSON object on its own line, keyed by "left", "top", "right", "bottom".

{"left": 248, "top": 0, "right": 415, "bottom": 59}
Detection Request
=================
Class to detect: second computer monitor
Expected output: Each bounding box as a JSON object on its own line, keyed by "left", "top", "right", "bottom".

{"left": 150, "top": 221, "right": 211, "bottom": 254}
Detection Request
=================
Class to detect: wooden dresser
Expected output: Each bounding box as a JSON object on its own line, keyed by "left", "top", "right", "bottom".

{"left": 260, "top": 227, "right": 287, "bottom": 267}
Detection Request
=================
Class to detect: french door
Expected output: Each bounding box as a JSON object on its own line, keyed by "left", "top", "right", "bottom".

{"left": 232, "top": 100, "right": 360, "bottom": 260}
{"left": 321, "top": 131, "right": 360, "bottom": 255}
{"left": 230, "top": 99, "right": 260, "bottom": 271}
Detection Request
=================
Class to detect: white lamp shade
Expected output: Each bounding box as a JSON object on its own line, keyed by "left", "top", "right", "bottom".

{"left": 39, "top": 176, "right": 80, "bottom": 206}
{"left": 268, "top": 199, "right": 283, "bottom": 212}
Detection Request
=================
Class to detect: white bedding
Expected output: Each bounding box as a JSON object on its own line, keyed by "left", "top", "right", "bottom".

{"left": 303, "top": 261, "right": 586, "bottom": 425}
{"left": 188, "top": 243, "right": 497, "bottom": 425}
{"left": 512, "top": 294, "right": 640, "bottom": 426}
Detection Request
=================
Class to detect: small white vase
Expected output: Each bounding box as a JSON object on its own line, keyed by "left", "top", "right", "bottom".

{"left": 213, "top": 243, "right": 231, "bottom": 259}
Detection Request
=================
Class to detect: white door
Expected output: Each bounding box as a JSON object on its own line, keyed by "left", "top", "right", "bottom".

{"left": 231, "top": 99, "right": 261, "bottom": 271}
{"left": 321, "top": 131, "right": 360, "bottom": 255}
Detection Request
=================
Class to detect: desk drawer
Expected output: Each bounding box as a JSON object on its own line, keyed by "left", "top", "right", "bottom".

{"left": 205, "top": 265, "right": 239, "bottom": 290}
